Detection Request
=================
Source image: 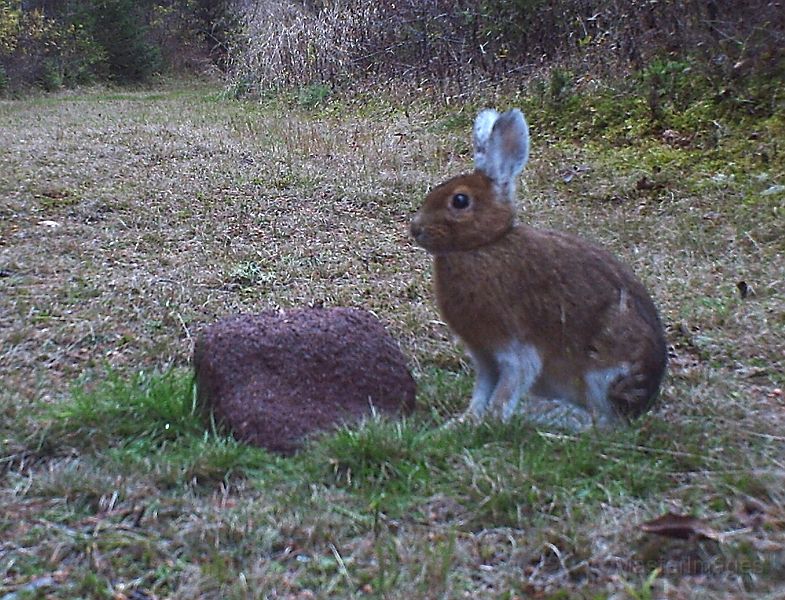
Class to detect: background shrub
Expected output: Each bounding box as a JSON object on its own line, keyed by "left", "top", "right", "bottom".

{"left": 2, "top": 0, "right": 783, "bottom": 100}
{"left": 229, "top": 0, "right": 785, "bottom": 109}
{"left": 92, "top": 0, "right": 161, "bottom": 83}
{"left": 0, "top": 0, "right": 235, "bottom": 92}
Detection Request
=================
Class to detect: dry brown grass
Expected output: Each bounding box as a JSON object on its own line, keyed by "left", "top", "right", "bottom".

{"left": 1, "top": 82, "right": 784, "bottom": 598}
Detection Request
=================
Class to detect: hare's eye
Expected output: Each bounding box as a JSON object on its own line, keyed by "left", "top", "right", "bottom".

{"left": 451, "top": 193, "right": 470, "bottom": 209}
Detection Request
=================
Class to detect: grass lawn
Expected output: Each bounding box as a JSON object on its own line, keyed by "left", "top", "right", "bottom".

{"left": 1, "top": 82, "right": 783, "bottom": 598}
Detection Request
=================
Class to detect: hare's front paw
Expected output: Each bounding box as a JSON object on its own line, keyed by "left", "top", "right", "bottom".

{"left": 485, "top": 396, "right": 520, "bottom": 423}
{"left": 442, "top": 410, "right": 480, "bottom": 429}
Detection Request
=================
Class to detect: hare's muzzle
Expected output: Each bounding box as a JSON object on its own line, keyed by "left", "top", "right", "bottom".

{"left": 410, "top": 214, "right": 426, "bottom": 246}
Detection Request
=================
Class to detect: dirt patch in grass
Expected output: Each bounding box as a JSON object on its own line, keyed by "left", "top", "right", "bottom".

{"left": 1, "top": 83, "right": 784, "bottom": 597}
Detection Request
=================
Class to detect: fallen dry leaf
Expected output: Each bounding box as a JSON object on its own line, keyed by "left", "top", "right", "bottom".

{"left": 639, "top": 512, "right": 723, "bottom": 542}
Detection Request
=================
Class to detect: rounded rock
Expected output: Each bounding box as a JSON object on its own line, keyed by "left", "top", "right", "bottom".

{"left": 193, "top": 307, "right": 416, "bottom": 454}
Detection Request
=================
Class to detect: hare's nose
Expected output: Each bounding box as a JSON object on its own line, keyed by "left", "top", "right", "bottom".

{"left": 410, "top": 215, "right": 423, "bottom": 239}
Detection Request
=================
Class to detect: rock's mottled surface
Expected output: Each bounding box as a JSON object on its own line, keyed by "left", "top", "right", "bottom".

{"left": 193, "top": 307, "right": 416, "bottom": 454}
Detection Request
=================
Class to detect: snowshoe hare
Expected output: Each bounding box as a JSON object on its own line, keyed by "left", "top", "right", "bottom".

{"left": 410, "top": 108, "right": 667, "bottom": 429}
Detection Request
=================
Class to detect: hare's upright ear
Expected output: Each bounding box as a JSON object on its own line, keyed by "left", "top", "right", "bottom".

{"left": 473, "top": 108, "right": 529, "bottom": 201}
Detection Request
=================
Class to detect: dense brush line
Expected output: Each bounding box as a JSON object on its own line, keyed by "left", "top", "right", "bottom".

{"left": 229, "top": 0, "right": 785, "bottom": 94}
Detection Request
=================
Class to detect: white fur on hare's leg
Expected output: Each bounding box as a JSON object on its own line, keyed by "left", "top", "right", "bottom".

{"left": 491, "top": 343, "right": 542, "bottom": 422}
{"left": 446, "top": 344, "right": 541, "bottom": 427}
{"left": 444, "top": 348, "right": 508, "bottom": 428}
{"left": 466, "top": 349, "right": 498, "bottom": 417}
{"left": 443, "top": 353, "right": 494, "bottom": 428}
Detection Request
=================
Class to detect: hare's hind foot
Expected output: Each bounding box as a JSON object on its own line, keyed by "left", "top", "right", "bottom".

{"left": 448, "top": 397, "right": 592, "bottom": 432}
{"left": 584, "top": 364, "right": 631, "bottom": 427}
{"left": 519, "top": 396, "right": 596, "bottom": 432}
{"left": 588, "top": 362, "right": 662, "bottom": 422}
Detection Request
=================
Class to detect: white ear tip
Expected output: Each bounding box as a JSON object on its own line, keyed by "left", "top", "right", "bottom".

{"left": 500, "top": 108, "right": 530, "bottom": 164}
{"left": 472, "top": 107, "right": 530, "bottom": 194}
{"left": 508, "top": 109, "right": 529, "bottom": 138}
{"left": 473, "top": 109, "right": 500, "bottom": 145}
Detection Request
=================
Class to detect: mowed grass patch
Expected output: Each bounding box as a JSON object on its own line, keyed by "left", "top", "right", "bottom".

{"left": 11, "top": 365, "right": 779, "bottom": 598}
{"left": 307, "top": 406, "right": 748, "bottom": 529}
{"left": 37, "top": 369, "right": 283, "bottom": 486}
{"left": 46, "top": 367, "right": 761, "bottom": 519}
{"left": 30, "top": 367, "right": 713, "bottom": 514}
{"left": 25, "top": 366, "right": 752, "bottom": 528}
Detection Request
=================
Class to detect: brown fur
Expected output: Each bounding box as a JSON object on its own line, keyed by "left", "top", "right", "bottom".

{"left": 411, "top": 171, "right": 667, "bottom": 420}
